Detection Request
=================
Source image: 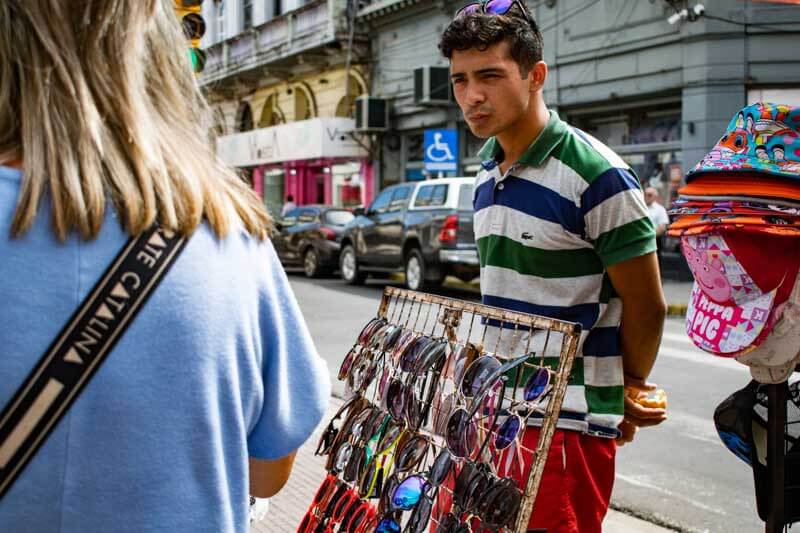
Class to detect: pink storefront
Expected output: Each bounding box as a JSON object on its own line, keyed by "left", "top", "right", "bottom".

{"left": 216, "top": 118, "right": 374, "bottom": 214}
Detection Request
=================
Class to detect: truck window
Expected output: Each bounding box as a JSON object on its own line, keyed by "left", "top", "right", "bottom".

{"left": 324, "top": 210, "right": 355, "bottom": 226}
{"left": 458, "top": 184, "right": 474, "bottom": 210}
{"left": 389, "top": 185, "right": 412, "bottom": 212}
{"left": 368, "top": 187, "right": 395, "bottom": 214}
{"left": 414, "top": 184, "right": 448, "bottom": 208}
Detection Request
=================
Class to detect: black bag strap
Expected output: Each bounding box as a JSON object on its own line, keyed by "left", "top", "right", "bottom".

{"left": 0, "top": 226, "right": 187, "bottom": 500}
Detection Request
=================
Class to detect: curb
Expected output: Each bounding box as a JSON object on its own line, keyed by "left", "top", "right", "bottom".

{"left": 666, "top": 304, "right": 687, "bottom": 317}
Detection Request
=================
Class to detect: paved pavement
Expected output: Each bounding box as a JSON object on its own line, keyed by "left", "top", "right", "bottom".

{"left": 251, "top": 398, "right": 674, "bottom": 533}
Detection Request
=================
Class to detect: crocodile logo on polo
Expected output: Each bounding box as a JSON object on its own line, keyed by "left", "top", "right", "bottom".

{"left": 521, "top": 232, "right": 534, "bottom": 241}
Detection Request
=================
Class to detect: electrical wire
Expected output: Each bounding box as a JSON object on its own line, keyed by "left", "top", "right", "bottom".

{"left": 562, "top": 0, "right": 638, "bottom": 89}
{"left": 702, "top": 13, "right": 800, "bottom": 33}
{"left": 538, "top": 0, "right": 603, "bottom": 32}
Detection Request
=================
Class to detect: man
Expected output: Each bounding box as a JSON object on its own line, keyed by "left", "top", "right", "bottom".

{"left": 645, "top": 187, "right": 670, "bottom": 260}
{"left": 439, "top": 3, "right": 667, "bottom": 532}
{"left": 281, "top": 194, "right": 297, "bottom": 216}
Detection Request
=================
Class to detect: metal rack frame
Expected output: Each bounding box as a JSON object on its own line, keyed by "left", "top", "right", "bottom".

{"left": 376, "top": 287, "right": 582, "bottom": 532}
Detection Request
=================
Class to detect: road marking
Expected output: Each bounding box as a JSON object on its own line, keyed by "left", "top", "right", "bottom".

{"left": 615, "top": 473, "right": 728, "bottom": 516}
{"left": 663, "top": 410, "right": 723, "bottom": 446}
{"left": 662, "top": 331, "right": 693, "bottom": 346}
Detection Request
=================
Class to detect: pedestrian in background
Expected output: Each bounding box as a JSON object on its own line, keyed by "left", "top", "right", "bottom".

{"left": 282, "top": 194, "right": 297, "bottom": 216}
{"left": 645, "top": 187, "right": 670, "bottom": 261}
{"left": 0, "top": 1, "right": 329, "bottom": 532}
{"left": 440, "top": 2, "right": 667, "bottom": 531}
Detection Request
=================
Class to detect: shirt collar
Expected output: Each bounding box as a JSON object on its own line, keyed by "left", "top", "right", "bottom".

{"left": 478, "top": 110, "right": 569, "bottom": 170}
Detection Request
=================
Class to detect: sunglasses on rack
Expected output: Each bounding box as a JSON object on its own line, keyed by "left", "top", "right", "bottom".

{"left": 373, "top": 448, "right": 454, "bottom": 533}
{"left": 455, "top": 0, "right": 537, "bottom": 29}
{"left": 330, "top": 407, "right": 387, "bottom": 482}
{"left": 384, "top": 337, "right": 449, "bottom": 428}
{"left": 341, "top": 499, "right": 379, "bottom": 533}
{"left": 445, "top": 353, "right": 534, "bottom": 459}
{"left": 357, "top": 422, "right": 429, "bottom": 499}
{"left": 432, "top": 343, "right": 478, "bottom": 437}
{"left": 298, "top": 474, "right": 340, "bottom": 533}
{"left": 494, "top": 365, "right": 552, "bottom": 451}
{"left": 315, "top": 395, "right": 366, "bottom": 458}
{"left": 406, "top": 448, "right": 455, "bottom": 533}
{"left": 448, "top": 462, "right": 522, "bottom": 530}
{"left": 338, "top": 318, "right": 391, "bottom": 382}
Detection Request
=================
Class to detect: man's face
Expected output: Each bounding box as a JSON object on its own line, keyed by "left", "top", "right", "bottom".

{"left": 645, "top": 189, "right": 657, "bottom": 206}
{"left": 450, "top": 41, "right": 534, "bottom": 139}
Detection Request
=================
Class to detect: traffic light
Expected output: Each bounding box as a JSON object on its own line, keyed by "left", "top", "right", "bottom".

{"left": 173, "top": 0, "right": 206, "bottom": 73}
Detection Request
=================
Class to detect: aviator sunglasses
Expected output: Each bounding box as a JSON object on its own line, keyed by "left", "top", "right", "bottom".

{"left": 456, "top": 0, "right": 537, "bottom": 28}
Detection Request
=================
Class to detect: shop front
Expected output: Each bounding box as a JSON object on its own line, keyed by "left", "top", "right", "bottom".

{"left": 216, "top": 118, "right": 372, "bottom": 216}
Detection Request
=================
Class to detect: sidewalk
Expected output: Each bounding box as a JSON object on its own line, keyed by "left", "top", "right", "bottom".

{"left": 252, "top": 398, "right": 675, "bottom": 533}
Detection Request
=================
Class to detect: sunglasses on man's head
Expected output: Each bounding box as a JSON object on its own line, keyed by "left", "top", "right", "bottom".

{"left": 456, "top": 0, "right": 536, "bottom": 28}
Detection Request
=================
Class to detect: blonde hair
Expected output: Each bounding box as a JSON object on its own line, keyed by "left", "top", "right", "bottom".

{"left": 0, "top": 0, "right": 270, "bottom": 241}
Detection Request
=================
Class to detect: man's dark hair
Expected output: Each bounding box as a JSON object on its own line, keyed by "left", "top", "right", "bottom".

{"left": 438, "top": 5, "right": 543, "bottom": 77}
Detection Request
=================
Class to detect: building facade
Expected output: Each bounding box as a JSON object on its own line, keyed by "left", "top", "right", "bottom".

{"left": 201, "top": 0, "right": 800, "bottom": 214}
{"left": 200, "top": 0, "right": 375, "bottom": 215}
{"left": 357, "top": 0, "right": 800, "bottom": 204}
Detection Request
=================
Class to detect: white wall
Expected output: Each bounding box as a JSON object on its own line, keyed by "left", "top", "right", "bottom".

{"left": 748, "top": 89, "right": 800, "bottom": 107}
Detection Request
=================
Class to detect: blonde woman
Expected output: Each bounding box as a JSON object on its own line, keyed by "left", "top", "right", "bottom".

{"left": 0, "top": 1, "right": 330, "bottom": 531}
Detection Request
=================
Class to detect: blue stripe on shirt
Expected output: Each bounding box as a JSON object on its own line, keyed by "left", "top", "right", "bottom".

{"left": 581, "top": 326, "right": 621, "bottom": 358}
{"left": 475, "top": 176, "right": 584, "bottom": 235}
{"left": 580, "top": 167, "right": 641, "bottom": 215}
{"left": 482, "top": 294, "right": 599, "bottom": 330}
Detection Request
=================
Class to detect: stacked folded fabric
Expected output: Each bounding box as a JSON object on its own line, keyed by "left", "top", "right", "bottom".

{"left": 667, "top": 102, "right": 800, "bottom": 384}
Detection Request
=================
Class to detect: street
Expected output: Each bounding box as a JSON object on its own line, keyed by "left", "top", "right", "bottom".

{"left": 287, "top": 273, "right": 764, "bottom": 533}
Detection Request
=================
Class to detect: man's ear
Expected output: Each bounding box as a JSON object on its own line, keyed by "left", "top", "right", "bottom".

{"left": 529, "top": 61, "right": 548, "bottom": 93}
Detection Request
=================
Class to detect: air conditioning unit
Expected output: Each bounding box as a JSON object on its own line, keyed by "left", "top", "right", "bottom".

{"left": 414, "top": 66, "right": 452, "bottom": 106}
{"left": 354, "top": 96, "right": 389, "bottom": 132}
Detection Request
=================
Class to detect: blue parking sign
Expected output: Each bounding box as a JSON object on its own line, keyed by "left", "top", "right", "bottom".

{"left": 424, "top": 129, "right": 458, "bottom": 173}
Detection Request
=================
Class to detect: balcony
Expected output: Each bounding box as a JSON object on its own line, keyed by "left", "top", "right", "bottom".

{"left": 200, "top": 0, "right": 363, "bottom": 90}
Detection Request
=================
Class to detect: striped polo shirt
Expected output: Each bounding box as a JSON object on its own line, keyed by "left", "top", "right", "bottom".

{"left": 474, "top": 111, "right": 656, "bottom": 437}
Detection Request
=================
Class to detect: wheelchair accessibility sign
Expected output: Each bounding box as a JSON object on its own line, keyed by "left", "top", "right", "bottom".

{"left": 424, "top": 129, "right": 458, "bottom": 173}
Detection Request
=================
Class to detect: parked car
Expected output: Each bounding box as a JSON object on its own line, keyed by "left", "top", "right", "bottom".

{"left": 338, "top": 178, "right": 479, "bottom": 291}
{"left": 273, "top": 205, "right": 355, "bottom": 277}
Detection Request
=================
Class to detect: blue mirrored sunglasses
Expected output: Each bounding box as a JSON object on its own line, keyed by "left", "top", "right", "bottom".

{"left": 455, "top": 0, "right": 536, "bottom": 28}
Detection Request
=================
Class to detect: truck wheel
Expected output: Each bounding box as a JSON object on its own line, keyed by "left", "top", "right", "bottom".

{"left": 405, "top": 249, "right": 429, "bottom": 291}
{"left": 340, "top": 244, "right": 366, "bottom": 285}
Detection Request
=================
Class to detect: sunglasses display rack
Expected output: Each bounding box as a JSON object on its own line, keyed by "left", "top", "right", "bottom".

{"left": 301, "top": 286, "right": 581, "bottom": 533}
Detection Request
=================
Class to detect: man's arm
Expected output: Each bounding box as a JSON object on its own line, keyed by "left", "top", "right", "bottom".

{"left": 606, "top": 252, "right": 668, "bottom": 444}
{"left": 249, "top": 451, "right": 298, "bottom": 498}
{"left": 607, "top": 252, "right": 666, "bottom": 381}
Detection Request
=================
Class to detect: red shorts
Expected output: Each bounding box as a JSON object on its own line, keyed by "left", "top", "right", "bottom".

{"left": 432, "top": 427, "right": 616, "bottom": 533}
{"left": 512, "top": 427, "right": 616, "bottom": 533}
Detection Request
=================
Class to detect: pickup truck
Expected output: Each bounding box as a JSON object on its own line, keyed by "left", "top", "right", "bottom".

{"left": 338, "top": 177, "right": 479, "bottom": 291}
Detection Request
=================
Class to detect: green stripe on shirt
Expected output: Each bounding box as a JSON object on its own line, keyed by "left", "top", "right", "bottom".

{"left": 551, "top": 134, "right": 614, "bottom": 185}
{"left": 585, "top": 385, "right": 625, "bottom": 414}
{"left": 478, "top": 235, "right": 604, "bottom": 278}
{"left": 594, "top": 218, "right": 657, "bottom": 266}
{"left": 505, "top": 356, "right": 585, "bottom": 388}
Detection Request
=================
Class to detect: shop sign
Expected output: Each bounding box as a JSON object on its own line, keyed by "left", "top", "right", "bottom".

{"left": 216, "top": 118, "right": 367, "bottom": 167}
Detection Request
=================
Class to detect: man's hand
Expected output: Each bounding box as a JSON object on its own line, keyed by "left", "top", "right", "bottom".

{"left": 617, "top": 380, "right": 667, "bottom": 446}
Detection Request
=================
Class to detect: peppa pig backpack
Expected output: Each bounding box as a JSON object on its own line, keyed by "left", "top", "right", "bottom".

{"left": 668, "top": 102, "right": 800, "bottom": 384}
